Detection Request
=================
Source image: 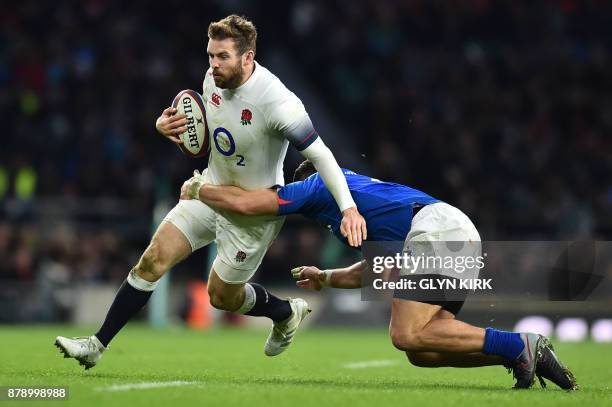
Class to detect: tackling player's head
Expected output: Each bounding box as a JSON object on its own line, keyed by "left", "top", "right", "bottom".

{"left": 293, "top": 160, "right": 317, "bottom": 182}
{"left": 207, "top": 15, "right": 257, "bottom": 89}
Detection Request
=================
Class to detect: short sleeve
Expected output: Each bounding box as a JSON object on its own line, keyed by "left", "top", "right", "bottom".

{"left": 267, "top": 95, "right": 319, "bottom": 151}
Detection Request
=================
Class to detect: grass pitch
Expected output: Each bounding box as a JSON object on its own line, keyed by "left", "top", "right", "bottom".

{"left": 0, "top": 325, "right": 609, "bottom": 406}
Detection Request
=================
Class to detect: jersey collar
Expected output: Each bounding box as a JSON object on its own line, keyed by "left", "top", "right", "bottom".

{"left": 224, "top": 60, "right": 260, "bottom": 96}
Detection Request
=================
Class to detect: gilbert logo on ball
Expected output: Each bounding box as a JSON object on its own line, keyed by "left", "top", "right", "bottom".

{"left": 171, "top": 90, "right": 210, "bottom": 158}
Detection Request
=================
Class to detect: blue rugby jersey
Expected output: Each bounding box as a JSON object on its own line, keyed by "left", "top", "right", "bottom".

{"left": 277, "top": 169, "right": 440, "bottom": 247}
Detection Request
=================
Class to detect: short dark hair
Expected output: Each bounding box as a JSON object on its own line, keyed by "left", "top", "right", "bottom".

{"left": 208, "top": 15, "right": 257, "bottom": 56}
{"left": 293, "top": 160, "right": 317, "bottom": 182}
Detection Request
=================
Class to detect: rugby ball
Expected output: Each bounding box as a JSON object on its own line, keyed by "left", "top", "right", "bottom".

{"left": 171, "top": 89, "right": 210, "bottom": 158}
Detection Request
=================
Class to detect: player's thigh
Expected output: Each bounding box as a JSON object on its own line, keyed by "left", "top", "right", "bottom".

{"left": 163, "top": 199, "right": 217, "bottom": 252}
{"left": 432, "top": 307, "right": 456, "bottom": 321}
{"left": 136, "top": 199, "right": 216, "bottom": 279}
{"left": 213, "top": 214, "right": 285, "bottom": 284}
{"left": 141, "top": 221, "right": 192, "bottom": 270}
{"left": 389, "top": 299, "right": 441, "bottom": 347}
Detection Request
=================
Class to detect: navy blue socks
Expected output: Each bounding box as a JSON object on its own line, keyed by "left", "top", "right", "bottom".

{"left": 242, "top": 283, "right": 292, "bottom": 322}
{"left": 95, "top": 278, "right": 154, "bottom": 347}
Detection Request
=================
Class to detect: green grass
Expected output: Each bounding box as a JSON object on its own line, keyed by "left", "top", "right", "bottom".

{"left": 0, "top": 325, "right": 609, "bottom": 406}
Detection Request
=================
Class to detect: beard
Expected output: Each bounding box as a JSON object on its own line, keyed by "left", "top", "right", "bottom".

{"left": 213, "top": 61, "right": 244, "bottom": 89}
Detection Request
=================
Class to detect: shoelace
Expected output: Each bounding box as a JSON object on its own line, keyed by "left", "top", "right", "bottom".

{"left": 271, "top": 322, "right": 289, "bottom": 340}
{"left": 271, "top": 303, "right": 297, "bottom": 341}
{"left": 73, "top": 337, "right": 98, "bottom": 352}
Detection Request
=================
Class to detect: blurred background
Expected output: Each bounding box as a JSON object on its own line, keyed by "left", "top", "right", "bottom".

{"left": 1, "top": 0, "right": 611, "bottom": 341}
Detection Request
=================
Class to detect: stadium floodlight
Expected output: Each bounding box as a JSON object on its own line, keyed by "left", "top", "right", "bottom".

{"left": 591, "top": 319, "right": 612, "bottom": 343}
{"left": 513, "top": 316, "right": 554, "bottom": 337}
{"left": 556, "top": 318, "right": 589, "bottom": 342}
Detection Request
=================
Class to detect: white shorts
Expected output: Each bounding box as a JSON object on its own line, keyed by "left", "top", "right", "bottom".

{"left": 163, "top": 199, "right": 285, "bottom": 284}
{"left": 401, "top": 202, "right": 482, "bottom": 277}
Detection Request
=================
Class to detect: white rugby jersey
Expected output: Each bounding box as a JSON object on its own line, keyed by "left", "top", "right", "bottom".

{"left": 201, "top": 61, "right": 318, "bottom": 190}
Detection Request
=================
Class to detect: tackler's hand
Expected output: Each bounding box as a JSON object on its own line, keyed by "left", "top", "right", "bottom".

{"left": 340, "top": 207, "right": 367, "bottom": 247}
{"left": 180, "top": 169, "right": 208, "bottom": 200}
{"left": 291, "top": 266, "right": 324, "bottom": 291}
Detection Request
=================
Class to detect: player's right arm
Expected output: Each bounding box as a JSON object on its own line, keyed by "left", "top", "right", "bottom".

{"left": 180, "top": 172, "right": 279, "bottom": 215}
{"left": 181, "top": 170, "right": 316, "bottom": 217}
{"left": 155, "top": 107, "right": 187, "bottom": 145}
{"left": 291, "top": 260, "right": 367, "bottom": 290}
{"left": 199, "top": 184, "right": 278, "bottom": 216}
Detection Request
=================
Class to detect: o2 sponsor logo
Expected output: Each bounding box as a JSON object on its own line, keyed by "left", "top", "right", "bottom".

{"left": 213, "top": 127, "right": 245, "bottom": 166}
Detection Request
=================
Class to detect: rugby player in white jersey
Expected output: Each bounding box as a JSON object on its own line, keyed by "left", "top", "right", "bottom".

{"left": 54, "top": 15, "right": 367, "bottom": 369}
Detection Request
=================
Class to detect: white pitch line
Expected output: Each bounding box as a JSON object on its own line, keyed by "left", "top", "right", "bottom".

{"left": 96, "top": 381, "right": 202, "bottom": 392}
{"left": 343, "top": 359, "right": 400, "bottom": 369}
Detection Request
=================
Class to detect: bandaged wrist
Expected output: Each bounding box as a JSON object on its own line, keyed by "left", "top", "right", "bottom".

{"left": 320, "top": 270, "right": 333, "bottom": 287}
{"left": 188, "top": 176, "right": 206, "bottom": 200}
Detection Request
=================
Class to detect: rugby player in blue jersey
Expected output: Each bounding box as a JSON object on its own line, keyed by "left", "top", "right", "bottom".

{"left": 181, "top": 160, "right": 576, "bottom": 390}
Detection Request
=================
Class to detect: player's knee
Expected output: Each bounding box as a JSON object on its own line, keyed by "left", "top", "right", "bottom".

{"left": 390, "top": 329, "right": 422, "bottom": 352}
{"left": 208, "top": 291, "right": 226, "bottom": 310}
{"left": 134, "top": 240, "right": 168, "bottom": 282}
{"left": 390, "top": 330, "right": 410, "bottom": 351}
{"left": 209, "top": 294, "right": 236, "bottom": 311}
{"left": 208, "top": 286, "right": 239, "bottom": 311}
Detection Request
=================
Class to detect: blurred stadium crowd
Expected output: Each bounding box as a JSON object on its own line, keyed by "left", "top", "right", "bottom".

{"left": 1, "top": 1, "right": 611, "bottom": 294}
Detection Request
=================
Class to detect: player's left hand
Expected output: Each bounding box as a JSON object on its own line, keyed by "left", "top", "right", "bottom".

{"left": 180, "top": 169, "right": 207, "bottom": 200}
{"left": 291, "top": 266, "right": 324, "bottom": 291}
{"left": 340, "top": 207, "right": 367, "bottom": 247}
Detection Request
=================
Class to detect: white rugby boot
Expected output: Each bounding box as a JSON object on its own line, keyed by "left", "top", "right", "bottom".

{"left": 264, "top": 298, "right": 311, "bottom": 356}
{"left": 54, "top": 335, "right": 106, "bottom": 370}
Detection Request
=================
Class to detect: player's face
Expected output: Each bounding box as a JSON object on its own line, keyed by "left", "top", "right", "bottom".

{"left": 207, "top": 38, "right": 246, "bottom": 89}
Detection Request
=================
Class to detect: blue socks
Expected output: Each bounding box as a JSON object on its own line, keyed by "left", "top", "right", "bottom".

{"left": 482, "top": 327, "right": 525, "bottom": 360}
